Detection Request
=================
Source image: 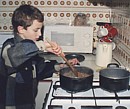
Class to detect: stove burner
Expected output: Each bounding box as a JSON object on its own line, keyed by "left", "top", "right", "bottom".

{"left": 68, "top": 107, "right": 76, "bottom": 109}
{"left": 115, "top": 106, "right": 127, "bottom": 109}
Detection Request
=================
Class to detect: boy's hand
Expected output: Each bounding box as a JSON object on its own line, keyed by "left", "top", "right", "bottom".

{"left": 35, "top": 40, "right": 64, "bottom": 56}
{"left": 44, "top": 40, "right": 63, "bottom": 56}
{"left": 59, "top": 58, "right": 79, "bottom": 68}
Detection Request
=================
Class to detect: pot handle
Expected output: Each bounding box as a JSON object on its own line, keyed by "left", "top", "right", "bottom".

{"left": 107, "top": 63, "right": 119, "bottom": 68}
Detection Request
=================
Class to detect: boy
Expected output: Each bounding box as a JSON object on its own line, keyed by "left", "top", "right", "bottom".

{"left": 0, "top": 4, "right": 78, "bottom": 109}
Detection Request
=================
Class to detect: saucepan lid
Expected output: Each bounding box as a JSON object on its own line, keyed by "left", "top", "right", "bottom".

{"left": 65, "top": 53, "right": 85, "bottom": 62}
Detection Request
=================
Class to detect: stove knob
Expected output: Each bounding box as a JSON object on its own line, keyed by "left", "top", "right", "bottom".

{"left": 68, "top": 107, "right": 76, "bottom": 109}
{"left": 115, "top": 106, "right": 127, "bottom": 109}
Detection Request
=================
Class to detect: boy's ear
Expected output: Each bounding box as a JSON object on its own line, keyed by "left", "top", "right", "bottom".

{"left": 17, "top": 26, "right": 25, "bottom": 34}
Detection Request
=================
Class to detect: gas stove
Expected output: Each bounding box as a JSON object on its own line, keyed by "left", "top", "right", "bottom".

{"left": 42, "top": 78, "right": 130, "bottom": 109}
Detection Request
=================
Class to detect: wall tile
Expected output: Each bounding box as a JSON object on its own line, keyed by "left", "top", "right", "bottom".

{"left": 112, "top": 0, "right": 130, "bottom": 68}
{"left": 0, "top": 0, "right": 111, "bottom": 33}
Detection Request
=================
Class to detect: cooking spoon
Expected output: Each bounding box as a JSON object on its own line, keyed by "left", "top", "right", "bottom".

{"left": 45, "top": 38, "right": 79, "bottom": 77}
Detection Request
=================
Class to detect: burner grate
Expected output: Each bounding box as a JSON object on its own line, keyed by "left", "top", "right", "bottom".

{"left": 52, "top": 81, "right": 130, "bottom": 100}
{"left": 43, "top": 80, "right": 130, "bottom": 109}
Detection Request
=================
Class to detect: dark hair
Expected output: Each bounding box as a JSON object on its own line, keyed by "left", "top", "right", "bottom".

{"left": 12, "top": 4, "right": 44, "bottom": 33}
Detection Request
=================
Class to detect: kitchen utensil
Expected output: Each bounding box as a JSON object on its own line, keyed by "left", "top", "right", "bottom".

{"left": 101, "top": 36, "right": 112, "bottom": 42}
{"left": 59, "top": 53, "right": 79, "bottom": 77}
{"left": 104, "top": 24, "right": 118, "bottom": 38}
{"left": 65, "top": 53, "right": 85, "bottom": 62}
{"left": 97, "top": 27, "right": 108, "bottom": 38}
{"left": 108, "top": 27, "right": 118, "bottom": 38}
{"left": 99, "top": 63, "right": 130, "bottom": 92}
{"left": 59, "top": 66, "right": 94, "bottom": 92}
{"left": 96, "top": 42, "right": 113, "bottom": 67}
{"left": 45, "top": 38, "right": 79, "bottom": 77}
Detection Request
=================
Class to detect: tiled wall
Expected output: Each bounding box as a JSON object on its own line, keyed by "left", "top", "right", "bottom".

{"left": 0, "top": 0, "right": 111, "bottom": 35}
{"left": 111, "top": 0, "right": 130, "bottom": 68}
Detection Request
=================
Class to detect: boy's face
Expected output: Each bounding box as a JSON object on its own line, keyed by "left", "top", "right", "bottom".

{"left": 19, "top": 20, "right": 43, "bottom": 41}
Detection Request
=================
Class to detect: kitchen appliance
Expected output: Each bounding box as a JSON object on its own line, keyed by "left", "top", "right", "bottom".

{"left": 42, "top": 78, "right": 130, "bottom": 109}
{"left": 43, "top": 25, "right": 93, "bottom": 53}
{"left": 96, "top": 42, "right": 113, "bottom": 67}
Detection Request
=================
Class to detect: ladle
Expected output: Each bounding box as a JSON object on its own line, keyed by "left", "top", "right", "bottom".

{"left": 45, "top": 38, "right": 79, "bottom": 77}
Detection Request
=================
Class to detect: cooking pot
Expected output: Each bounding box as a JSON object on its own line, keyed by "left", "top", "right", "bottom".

{"left": 59, "top": 66, "right": 94, "bottom": 92}
{"left": 99, "top": 63, "right": 130, "bottom": 92}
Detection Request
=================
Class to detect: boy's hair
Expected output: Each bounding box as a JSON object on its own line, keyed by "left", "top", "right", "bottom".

{"left": 12, "top": 4, "right": 44, "bottom": 33}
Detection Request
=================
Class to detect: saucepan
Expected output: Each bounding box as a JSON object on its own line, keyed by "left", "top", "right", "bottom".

{"left": 99, "top": 63, "right": 130, "bottom": 92}
{"left": 59, "top": 66, "right": 94, "bottom": 92}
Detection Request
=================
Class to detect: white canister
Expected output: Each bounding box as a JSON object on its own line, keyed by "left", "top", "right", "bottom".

{"left": 96, "top": 42, "right": 113, "bottom": 67}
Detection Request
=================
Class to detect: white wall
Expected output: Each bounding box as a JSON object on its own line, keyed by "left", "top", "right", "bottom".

{"left": 0, "top": 32, "right": 13, "bottom": 48}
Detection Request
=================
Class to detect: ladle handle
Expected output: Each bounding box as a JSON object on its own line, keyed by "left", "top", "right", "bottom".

{"left": 45, "top": 38, "right": 78, "bottom": 77}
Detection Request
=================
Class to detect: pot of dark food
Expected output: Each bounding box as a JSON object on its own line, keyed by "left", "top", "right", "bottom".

{"left": 59, "top": 66, "right": 94, "bottom": 92}
{"left": 99, "top": 63, "right": 130, "bottom": 92}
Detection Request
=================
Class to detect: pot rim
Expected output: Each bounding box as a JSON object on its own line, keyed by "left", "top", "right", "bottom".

{"left": 99, "top": 68, "right": 130, "bottom": 79}
{"left": 59, "top": 66, "right": 94, "bottom": 79}
{"left": 60, "top": 66, "right": 94, "bottom": 72}
{"left": 99, "top": 67, "right": 130, "bottom": 73}
{"left": 100, "top": 75, "right": 129, "bottom": 79}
